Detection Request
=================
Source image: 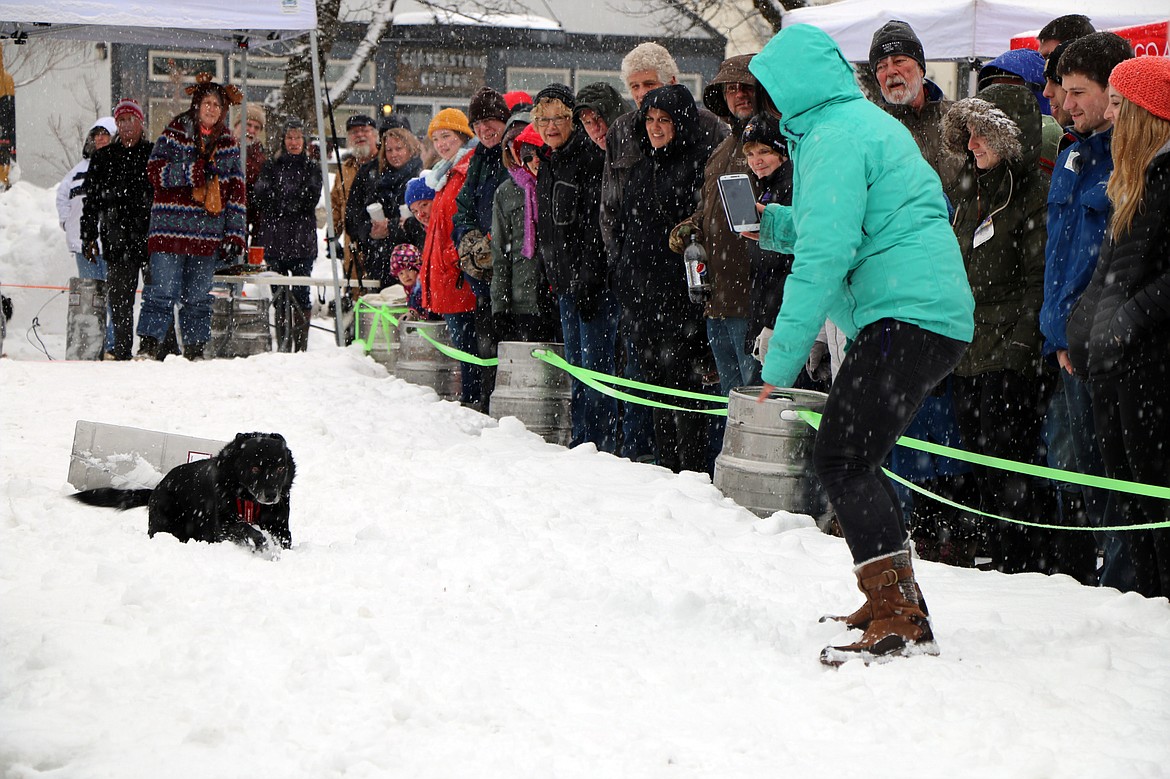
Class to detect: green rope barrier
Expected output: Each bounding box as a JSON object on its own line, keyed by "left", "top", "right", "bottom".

{"left": 795, "top": 409, "right": 1170, "bottom": 531}
{"left": 412, "top": 325, "right": 500, "bottom": 367}
{"left": 532, "top": 349, "right": 729, "bottom": 416}
{"left": 795, "top": 409, "right": 1170, "bottom": 502}
{"left": 352, "top": 299, "right": 407, "bottom": 351}
{"left": 378, "top": 320, "right": 1170, "bottom": 521}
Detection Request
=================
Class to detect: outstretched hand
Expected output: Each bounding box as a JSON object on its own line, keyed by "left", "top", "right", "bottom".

{"left": 756, "top": 383, "right": 776, "bottom": 403}
{"left": 742, "top": 202, "right": 767, "bottom": 242}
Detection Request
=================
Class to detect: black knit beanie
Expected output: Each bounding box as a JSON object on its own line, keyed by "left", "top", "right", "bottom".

{"left": 869, "top": 20, "right": 927, "bottom": 72}
{"left": 741, "top": 113, "right": 788, "bottom": 157}
{"left": 468, "top": 87, "right": 509, "bottom": 125}
{"left": 534, "top": 83, "right": 576, "bottom": 111}
{"left": 574, "top": 82, "right": 626, "bottom": 125}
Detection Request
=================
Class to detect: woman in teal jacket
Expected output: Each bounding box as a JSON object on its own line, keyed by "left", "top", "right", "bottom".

{"left": 750, "top": 25, "right": 975, "bottom": 665}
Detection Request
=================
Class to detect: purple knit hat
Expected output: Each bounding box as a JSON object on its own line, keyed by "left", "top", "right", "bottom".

{"left": 390, "top": 244, "right": 422, "bottom": 277}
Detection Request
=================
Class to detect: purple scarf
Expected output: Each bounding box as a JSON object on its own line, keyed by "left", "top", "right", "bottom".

{"left": 509, "top": 166, "right": 539, "bottom": 260}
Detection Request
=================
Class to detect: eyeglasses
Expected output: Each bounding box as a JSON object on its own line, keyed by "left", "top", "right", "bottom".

{"left": 724, "top": 83, "right": 755, "bottom": 94}
{"left": 534, "top": 115, "right": 572, "bottom": 127}
{"left": 521, "top": 153, "right": 537, "bottom": 164}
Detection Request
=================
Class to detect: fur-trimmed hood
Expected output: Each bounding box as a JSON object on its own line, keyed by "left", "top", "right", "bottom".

{"left": 942, "top": 83, "right": 1041, "bottom": 169}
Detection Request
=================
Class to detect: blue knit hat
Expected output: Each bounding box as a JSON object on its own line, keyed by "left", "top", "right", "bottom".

{"left": 404, "top": 175, "right": 436, "bottom": 206}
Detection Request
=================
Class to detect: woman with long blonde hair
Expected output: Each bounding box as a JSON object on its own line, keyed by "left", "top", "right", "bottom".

{"left": 1066, "top": 55, "right": 1170, "bottom": 598}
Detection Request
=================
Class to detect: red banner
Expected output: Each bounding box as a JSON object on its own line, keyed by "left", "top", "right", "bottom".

{"left": 1012, "top": 20, "right": 1168, "bottom": 57}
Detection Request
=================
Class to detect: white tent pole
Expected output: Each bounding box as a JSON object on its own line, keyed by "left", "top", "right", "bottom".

{"left": 309, "top": 28, "right": 346, "bottom": 347}
{"left": 240, "top": 46, "right": 248, "bottom": 209}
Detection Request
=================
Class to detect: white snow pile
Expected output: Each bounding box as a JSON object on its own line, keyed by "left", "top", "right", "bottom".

{"left": 2, "top": 180, "right": 1170, "bottom": 778}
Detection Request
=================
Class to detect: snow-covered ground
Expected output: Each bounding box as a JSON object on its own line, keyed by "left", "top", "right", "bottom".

{"left": 3, "top": 180, "right": 1170, "bottom": 778}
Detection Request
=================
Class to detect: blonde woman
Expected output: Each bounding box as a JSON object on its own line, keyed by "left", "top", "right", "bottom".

{"left": 1067, "top": 56, "right": 1170, "bottom": 598}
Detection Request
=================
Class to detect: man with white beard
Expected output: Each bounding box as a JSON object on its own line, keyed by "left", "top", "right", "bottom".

{"left": 869, "top": 20, "right": 961, "bottom": 199}
{"left": 330, "top": 114, "right": 379, "bottom": 292}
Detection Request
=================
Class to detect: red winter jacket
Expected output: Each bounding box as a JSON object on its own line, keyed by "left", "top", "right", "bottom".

{"left": 420, "top": 153, "right": 476, "bottom": 315}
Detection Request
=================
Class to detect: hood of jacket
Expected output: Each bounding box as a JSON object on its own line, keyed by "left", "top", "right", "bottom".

{"left": 702, "top": 54, "right": 756, "bottom": 118}
{"left": 748, "top": 25, "right": 862, "bottom": 143}
{"left": 942, "top": 83, "right": 1041, "bottom": 171}
{"left": 638, "top": 84, "right": 702, "bottom": 157}
{"left": 979, "top": 49, "right": 1050, "bottom": 115}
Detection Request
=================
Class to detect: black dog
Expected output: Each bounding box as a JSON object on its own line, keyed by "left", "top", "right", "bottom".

{"left": 72, "top": 432, "right": 295, "bottom": 554}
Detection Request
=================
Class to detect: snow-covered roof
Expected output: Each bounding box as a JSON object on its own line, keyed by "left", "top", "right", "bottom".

{"left": 343, "top": 0, "right": 719, "bottom": 40}
{"left": 0, "top": 0, "right": 316, "bottom": 51}
{"left": 392, "top": 10, "right": 561, "bottom": 30}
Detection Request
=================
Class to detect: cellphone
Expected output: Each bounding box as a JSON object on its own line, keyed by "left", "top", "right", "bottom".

{"left": 717, "top": 173, "right": 761, "bottom": 233}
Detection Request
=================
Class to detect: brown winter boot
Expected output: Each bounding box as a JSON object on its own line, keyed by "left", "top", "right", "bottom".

{"left": 819, "top": 579, "right": 929, "bottom": 630}
{"left": 820, "top": 551, "right": 938, "bottom": 666}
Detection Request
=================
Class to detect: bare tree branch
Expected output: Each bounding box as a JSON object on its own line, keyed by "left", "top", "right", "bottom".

{"left": 4, "top": 40, "right": 93, "bottom": 89}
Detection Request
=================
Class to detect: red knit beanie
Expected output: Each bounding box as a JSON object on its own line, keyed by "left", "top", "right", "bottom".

{"left": 512, "top": 123, "right": 545, "bottom": 162}
{"left": 1110, "top": 56, "right": 1170, "bottom": 122}
{"left": 503, "top": 90, "right": 533, "bottom": 111}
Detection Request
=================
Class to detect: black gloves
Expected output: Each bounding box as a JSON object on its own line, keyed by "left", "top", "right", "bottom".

{"left": 220, "top": 241, "right": 242, "bottom": 262}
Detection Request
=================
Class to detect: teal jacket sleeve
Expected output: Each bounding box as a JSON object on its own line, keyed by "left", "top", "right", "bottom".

{"left": 761, "top": 127, "right": 867, "bottom": 388}
{"left": 759, "top": 203, "right": 795, "bottom": 254}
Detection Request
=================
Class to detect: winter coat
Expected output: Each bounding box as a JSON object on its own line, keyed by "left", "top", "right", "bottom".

{"left": 684, "top": 118, "right": 754, "bottom": 320}
{"left": 345, "top": 154, "right": 423, "bottom": 282}
{"left": 490, "top": 174, "right": 547, "bottom": 317}
{"left": 535, "top": 128, "right": 607, "bottom": 316}
{"left": 750, "top": 25, "right": 975, "bottom": 388}
{"left": 253, "top": 149, "right": 323, "bottom": 262}
{"left": 80, "top": 137, "right": 155, "bottom": 260}
{"left": 57, "top": 118, "right": 117, "bottom": 253}
{"left": 1040, "top": 127, "right": 1113, "bottom": 357}
{"left": 749, "top": 160, "right": 794, "bottom": 345}
{"left": 330, "top": 154, "right": 367, "bottom": 281}
{"left": 57, "top": 159, "right": 93, "bottom": 254}
{"left": 878, "top": 78, "right": 963, "bottom": 201}
{"left": 601, "top": 104, "right": 728, "bottom": 263}
{"left": 146, "top": 111, "right": 246, "bottom": 257}
{"left": 452, "top": 141, "right": 506, "bottom": 246}
{"left": 419, "top": 149, "right": 477, "bottom": 315}
{"left": 611, "top": 84, "right": 715, "bottom": 331}
{"left": 942, "top": 84, "right": 1047, "bottom": 377}
{"left": 1066, "top": 142, "right": 1170, "bottom": 379}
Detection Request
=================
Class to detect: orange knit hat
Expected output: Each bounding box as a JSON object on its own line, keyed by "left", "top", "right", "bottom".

{"left": 1110, "top": 56, "right": 1170, "bottom": 122}
{"left": 427, "top": 108, "right": 473, "bottom": 141}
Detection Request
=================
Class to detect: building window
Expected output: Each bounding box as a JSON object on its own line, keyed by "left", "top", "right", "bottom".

{"left": 506, "top": 67, "right": 572, "bottom": 96}
{"left": 148, "top": 51, "right": 223, "bottom": 83}
{"left": 391, "top": 97, "right": 470, "bottom": 139}
{"left": 228, "top": 56, "right": 375, "bottom": 91}
{"left": 574, "top": 69, "right": 625, "bottom": 96}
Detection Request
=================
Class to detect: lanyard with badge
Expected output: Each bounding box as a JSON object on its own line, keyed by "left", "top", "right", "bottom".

{"left": 972, "top": 168, "right": 1014, "bottom": 250}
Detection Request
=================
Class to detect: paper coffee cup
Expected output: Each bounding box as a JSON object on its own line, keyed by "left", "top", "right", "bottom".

{"left": 366, "top": 202, "right": 386, "bottom": 222}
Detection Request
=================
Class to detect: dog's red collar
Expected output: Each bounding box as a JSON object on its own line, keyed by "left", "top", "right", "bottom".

{"left": 236, "top": 498, "right": 259, "bottom": 525}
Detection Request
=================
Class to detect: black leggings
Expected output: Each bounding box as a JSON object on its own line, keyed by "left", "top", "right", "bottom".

{"left": 813, "top": 319, "right": 967, "bottom": 564}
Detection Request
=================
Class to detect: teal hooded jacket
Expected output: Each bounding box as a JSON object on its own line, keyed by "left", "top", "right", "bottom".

{"left": 750, "top": 25, "right": 974, "bottom": 388}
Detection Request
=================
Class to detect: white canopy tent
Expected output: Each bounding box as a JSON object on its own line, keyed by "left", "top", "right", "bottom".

{"left": 2, "top": 0, "right": 352, "bottom": 345}
{"left": 782, "top": 0, "right": 1167, "bottom": 61}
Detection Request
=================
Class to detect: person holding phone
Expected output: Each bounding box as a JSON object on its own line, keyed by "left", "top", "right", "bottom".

{"left": 750, "top": 25, "right": 974, "bottom": 665}
{"left": 738, "top": 113, "right": 794, "bottom": 370}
